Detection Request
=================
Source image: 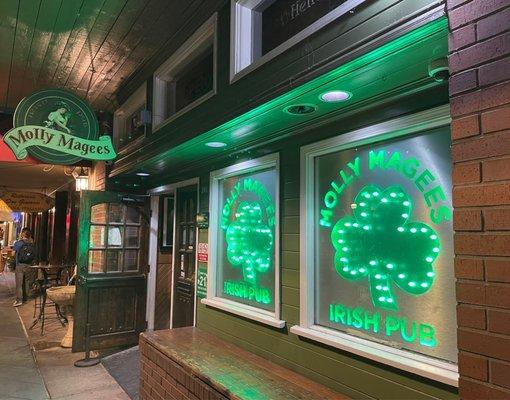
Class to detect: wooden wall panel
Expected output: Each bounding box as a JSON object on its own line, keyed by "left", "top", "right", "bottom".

{"left": 154, "top": 249, "right": 172, "bottom": 330}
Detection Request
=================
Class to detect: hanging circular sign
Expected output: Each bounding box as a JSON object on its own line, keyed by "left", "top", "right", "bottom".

{"left": 3, "top": 89, "right": 116, "bottom": 165}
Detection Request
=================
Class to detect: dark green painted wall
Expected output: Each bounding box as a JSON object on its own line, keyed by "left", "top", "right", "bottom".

{"left": 112, "top": 0, "right": 458, "bottom": 397}
{"left": 113, "top": 0, "right": 446, "bottom": 175}
{"left": 192, "top": 87, "right": 458, "bottom": 399}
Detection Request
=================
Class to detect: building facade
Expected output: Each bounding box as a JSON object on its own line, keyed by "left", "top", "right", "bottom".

{"left": 100, "top": 0, "right": 510, "bottom": 398}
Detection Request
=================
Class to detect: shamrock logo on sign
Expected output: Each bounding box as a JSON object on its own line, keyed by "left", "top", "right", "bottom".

{"left": 331, "top": 185, "right": 440, "bottom": 310}
{"left": 226, "top": 201, "right": 274, "bottom": 285}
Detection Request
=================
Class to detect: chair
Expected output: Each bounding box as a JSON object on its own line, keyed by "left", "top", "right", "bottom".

{"left": 30, "top": 265, "right": 67, "bottom": 335}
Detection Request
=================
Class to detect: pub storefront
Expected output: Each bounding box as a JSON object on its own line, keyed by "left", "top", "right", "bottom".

{"left": 88, "top": 0, "right": 509, "bottom": 399}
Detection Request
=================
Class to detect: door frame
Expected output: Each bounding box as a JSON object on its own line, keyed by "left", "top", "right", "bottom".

{"left": 147, "top": 177, "right": 199, "bottom": 329}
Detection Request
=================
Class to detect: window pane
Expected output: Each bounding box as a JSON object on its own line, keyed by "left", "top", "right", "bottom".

{"left": 108, "top": 203, "right": 124, "bottom": 224}
{"left": 124, "top": 250, "right": 138, "bottom": 271}
{"left": 174, "top": 47, "right": 214, "bottom": 113}
{"left": 122, "top": 104, "right": 145, "bottom": 146}
{"left": 88, "top": 250, "right": 105, "bottom": 273}
{"left": 313, "top": 128, "right": 456, "bottom": 363}
{"left": 125, "top": 226, "right": 139, "bottom": 248}
{"left": 91, "top": 204, "right": 107, "bottom": 224}
{"left": 106, "top": 250, "right": 122, "bottom": 272}
{"left": 216, "top": 168, "right": 277, "bottom": 312}
{"left": 108, "top": 227, "right": 123, "bottom": 247}
{"left": 126, "top": 206, "right": 141, "bottom": 224}
{"left": 89, "top": 225, "right": 106, "bottom": 248}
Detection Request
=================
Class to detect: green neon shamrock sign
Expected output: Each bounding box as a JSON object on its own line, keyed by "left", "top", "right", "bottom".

{"left": 226, "top": 201, "right": 274, "bottom": 285}
{"left": 331, "top": 185, "right": 440, "bottom": 310}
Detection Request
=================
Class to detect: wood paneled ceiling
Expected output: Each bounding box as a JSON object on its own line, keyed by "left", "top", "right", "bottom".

{"left": 0, "top": 0, "right": 198, "bottom": 112}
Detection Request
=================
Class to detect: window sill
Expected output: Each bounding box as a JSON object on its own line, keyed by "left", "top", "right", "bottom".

{"left": 201, "top": 297, "right": 285, "bottom": 328}
{"left": 290, "top": 325, "right": 458, "bottom": 387}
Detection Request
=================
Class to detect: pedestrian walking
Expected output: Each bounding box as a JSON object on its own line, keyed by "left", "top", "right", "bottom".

{"left": 13, "top": 228, "right": 37, "bottom": 307}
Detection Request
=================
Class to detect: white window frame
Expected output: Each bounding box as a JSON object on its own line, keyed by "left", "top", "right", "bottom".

{"left": 290, "top": 105, "right": 459, "bottom": 387}
{"left": 230, "top": 0, "right": 366, "bottom": 82}
{"left": 202, "top": 153, "right": 285, "bottom": 328}
{"left": 113, "top": 83, "right": 147, "bottom": 150}
{"left": 153, "top": 13, "right": 217, "bottom": 131}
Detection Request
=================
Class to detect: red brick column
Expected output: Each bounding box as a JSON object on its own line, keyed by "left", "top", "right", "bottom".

{"left": 447, "top": 1, "right": 510, "bottom": 398}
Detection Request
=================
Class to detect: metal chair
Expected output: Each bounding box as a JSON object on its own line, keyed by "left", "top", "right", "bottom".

{"left": 30, "top": 266, "right": 67, "bottom": 335}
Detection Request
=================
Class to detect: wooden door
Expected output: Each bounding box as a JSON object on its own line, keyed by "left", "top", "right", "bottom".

{"left": 72, "top": 191, "right": 149, "bottom": 352}
{"left": 172, "top": 185, "right": 197, "bottom": 328}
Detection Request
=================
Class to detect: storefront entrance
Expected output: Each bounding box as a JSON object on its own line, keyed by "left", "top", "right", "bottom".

{"left": 171, "top": 185, "right": 198, "bottom": 328}
{"left": 147, "top": 181, "right": 199, "bottom": 331}
{"left": 72, "top": 191, "right": 149, "bottom": 352}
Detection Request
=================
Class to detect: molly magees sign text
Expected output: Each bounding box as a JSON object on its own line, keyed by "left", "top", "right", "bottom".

{"left": 3, "top": 89, "right": 116, "bottom": 165}
{"left": 319, "top": 147, "right": 452, "bottom": 350}
{"left": 222, "top": 177, "right": 275, "bottom": 305}
{"left": 4, "top": 126, "right": 115, "bottom": 161}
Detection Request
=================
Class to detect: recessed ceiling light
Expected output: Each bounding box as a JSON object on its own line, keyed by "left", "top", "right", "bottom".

{"left": 319, "top": 90, "right": 352, "bottom": 103}
{"left": 206, "top": 141, "right": 227, "bottom": 148}
{"left": 136, "top": 172, "right": 150, "bottom": 177}
{"left": 283, "top": 104, "right": 317, "bottom": 115}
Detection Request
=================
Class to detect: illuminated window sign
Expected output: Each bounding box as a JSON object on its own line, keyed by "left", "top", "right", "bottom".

{"left": 291, "top": 107, "right": 458, "bottom": 385}
{"left": 202, "top": 154, "right": 284, "bottom": 328}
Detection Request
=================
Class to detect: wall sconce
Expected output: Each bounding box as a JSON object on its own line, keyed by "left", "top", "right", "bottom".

{"left": 74, "top": 167, "right": 89, "bottom": 192}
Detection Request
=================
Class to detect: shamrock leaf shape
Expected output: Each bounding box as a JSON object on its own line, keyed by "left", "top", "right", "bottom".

{"left": 226, "top": 201, "right": 273, "bottom": 285}
{"left": 331, "top": 185, "right": 440, "bottom": 310}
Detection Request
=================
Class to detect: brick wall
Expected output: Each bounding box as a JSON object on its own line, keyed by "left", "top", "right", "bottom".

{"left": 139, "top": 336, "right": 228, "bottom": 400}
{"left": 447, "top": 1, "right": 510, "bottom": 398}
{"left": 89, "top": 162, "right": 106, "bottom": 190}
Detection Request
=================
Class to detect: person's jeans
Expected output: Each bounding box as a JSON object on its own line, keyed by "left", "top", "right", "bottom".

{"left": 15, "top": 263, "right": 29, "bottom": 302}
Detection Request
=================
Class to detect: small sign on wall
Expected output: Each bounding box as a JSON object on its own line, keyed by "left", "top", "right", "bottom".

{"left": 196, "top": 265, "right": 208, "bottom": 299}
{"left": 197, "top": 242, "right": 208, "bottom": 262}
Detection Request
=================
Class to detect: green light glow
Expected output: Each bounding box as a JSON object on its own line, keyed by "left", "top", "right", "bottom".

{"left": 329, "top": 303, "right": 437, "bottom": 347}
{"left": 225, "top": 201, "right": 273, "bottom": 285}
{"left": 331, "top": 185, "right": 440, "bottom": 310}
{"left": 223, "top": 280, "right": 271, "bottom": 304}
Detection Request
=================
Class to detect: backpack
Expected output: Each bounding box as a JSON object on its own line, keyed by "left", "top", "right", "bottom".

{"left": 18, "top": 242, "right": 36, "bottom": 264}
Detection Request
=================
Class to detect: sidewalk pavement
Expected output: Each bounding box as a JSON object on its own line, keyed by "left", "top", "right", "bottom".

{"left": 0, "top": 271, "right": 49, "bottom": 400}
{"left": 0, "top": 271, "right": 131, "bottom": 400}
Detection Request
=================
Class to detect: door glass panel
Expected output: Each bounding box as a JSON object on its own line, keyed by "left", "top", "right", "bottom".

{"left": 88, "top": 202, "right": 143, "bottom": 274}
{"left": 125, "top": 226, "right": 139, "bottom": 248}
{"left": 106, "top": 250, "right": 122, "bottom": 272}
{"left": 89, "top": 250, "right": 105, "bottom": 273}
{"left": 126, "top": 207, "right": 141, "bottom": 224}
{"left": 124, "top": 250, "right": 138, "bottom": 271}
{"left": 89, "top": 225, "right": 106, "bottom": 248}
{"left": 91, "top": 204, "right": 108, "bottom": 224}
{"left": 109, "top": 203, "right": 124, "bottom": 224}
{"left": 108, "top": 227, "right": 124, "bottom": 247}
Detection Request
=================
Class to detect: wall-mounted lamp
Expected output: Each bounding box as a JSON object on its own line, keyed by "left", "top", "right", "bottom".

{"left": 74, "top": 167, "right": 89, "bottom": 192}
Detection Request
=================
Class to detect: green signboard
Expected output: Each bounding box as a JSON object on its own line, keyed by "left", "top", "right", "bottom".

{"left": 3, "top": 89, "right": 116, "bottom": 165}
{"left": 197, "top": 265, "right": 208, "bottom": 299}
{"left": 314, "top": 128, "right": 456, "bottom": 363}
{"left": 217, "top": 169, "right": 277, "bottom": 312}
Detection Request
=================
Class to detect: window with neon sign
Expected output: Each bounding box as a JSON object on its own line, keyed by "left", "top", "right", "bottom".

{"left": 204, "top": 154, "right": 283, "bottom": 327}
{"left": 292, "top": 109, "right": 457, "bottom": 384}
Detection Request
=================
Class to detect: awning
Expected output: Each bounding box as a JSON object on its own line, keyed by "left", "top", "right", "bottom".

{"left": 0, "top": 191, "right": 54, "bottom": 213}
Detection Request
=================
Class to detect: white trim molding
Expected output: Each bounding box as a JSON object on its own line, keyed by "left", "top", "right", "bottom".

{"left": 230, "top": 0, "right": 366, "bottom": 82}
{"left": 202, "top": 153, "right": 285, "bottom": 328}
{"left": 153, "top": 13, "right": 217, "bottom": 131}
{"left": 293, "top": 105, "right": 458, "bottom": 387}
